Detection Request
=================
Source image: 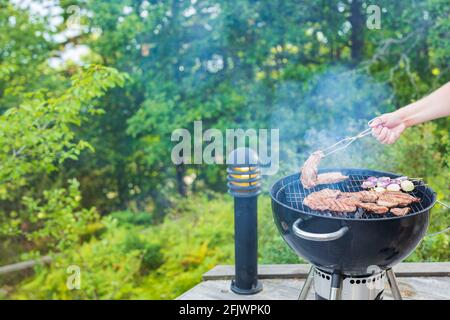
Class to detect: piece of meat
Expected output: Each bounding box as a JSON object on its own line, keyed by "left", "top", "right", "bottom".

{"left": 304, "top": 188, "right": 340, "bottom": 211}
{"left": 377, "top": 191, "right": 420, "bottom": 207}
{"left": 300, "top": 151, "right": 348, "bottom": 188}
{"left": 337, "top": 197, "right": 360, "bottom": 210}
{"left": 390, "top": 207, "right": 411, "bottom": 216}
{"left": 358, "top": 191, "right": 380, "bottom": 203}
{"left": 302, "top": 188, "right": 418, "bottom": 216}
{"left": 327, "top": 199, "right": 357, "bottom": 212}
{"left": 300, "top": 151, "right": 323, "bottom": 188}
{"left": 305, "top": 197, "right": 357, "bottom": 212}
{"left": 307, "top": 188, "right": 341, "bottom": 199}
{"left": 356, "top": 202, "right": 389, "bottom": 214}
{"left": 341, "top": 191, "right": 379, "bottom": 203}
{"left": 303, "top": 188, "right": 357, "bottom": 212}
{"left": 376, "top": 200, "right": 398, "bottom": 208}
{"left": 303, "top": 188, "right": 340, "bottom": 210}
{"left": 316, "top": 172, "right": 349, "bottom": 185}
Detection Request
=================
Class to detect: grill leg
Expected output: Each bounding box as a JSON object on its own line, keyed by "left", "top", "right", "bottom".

{"left": 298, "top": 266, "right": 314, "bottom": 300}
{"left": 386, "top": 268, "right": 402, "bottom": 300}
{"left": 329, "top": 272, "right": 342, "bottom": 300}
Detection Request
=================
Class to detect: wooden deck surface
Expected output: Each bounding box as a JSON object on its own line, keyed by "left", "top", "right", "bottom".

{"left": 178, "top": 263, "right": 450, "bottom": 300}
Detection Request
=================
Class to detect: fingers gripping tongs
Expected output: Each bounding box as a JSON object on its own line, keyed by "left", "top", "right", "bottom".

{"left": 320, "top": 119, "right": 376, "bottom": 157}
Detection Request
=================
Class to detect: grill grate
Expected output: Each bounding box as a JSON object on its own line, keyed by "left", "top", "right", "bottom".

{"left": 278, "top": 174, "right": 429, "bottom": 220}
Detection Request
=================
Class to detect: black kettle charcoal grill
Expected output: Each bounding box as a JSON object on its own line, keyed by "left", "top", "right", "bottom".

{"left": 270, "top": 168, "right": 437, "bottom": 300}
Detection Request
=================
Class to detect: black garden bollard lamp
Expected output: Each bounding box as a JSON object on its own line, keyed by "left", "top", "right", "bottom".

{"left": 226, "top": 147, "right": 263, "bottom": 295}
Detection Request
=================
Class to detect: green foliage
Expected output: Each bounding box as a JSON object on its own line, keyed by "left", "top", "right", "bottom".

{"left": 141, "top": 243, "right": 165, "bottom": 273}
{"left": 110, "top": 211, "right": 153, "bottom": 226}
{"left": 0, "top": 65, "right": 126, "bottom": 200}
{"left": 136, "top": 193, "right": 235, "bottom": 299}
{"left": 407, "top": 234, "right": 450, "bottom": 262}
{"left": 13, "top": 220, "right": 142, "bottom": 300}
{"left": 121, "top": 233, "right": 164, "bottom": 272}
{"left": 21, "top": 179, "right": 99, "bottom": 251}
{"left": 0, "top": 64, "right": 126, "bottom": 255}
{"left": 0, "top": 2, "right": 57, "bottom": 110}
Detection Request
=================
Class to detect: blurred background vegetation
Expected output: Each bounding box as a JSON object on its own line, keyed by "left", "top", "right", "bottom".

{"left": 0, "top": 0, "right": 448, "bottom": 299}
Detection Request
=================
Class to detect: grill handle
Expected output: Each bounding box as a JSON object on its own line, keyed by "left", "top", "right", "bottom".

{"left": 292, "top": 218, "right": 349, "bottom": 241}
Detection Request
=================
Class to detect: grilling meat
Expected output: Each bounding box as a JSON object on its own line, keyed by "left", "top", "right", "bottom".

{"left": 341, "top": 191, "right": 379, "bottom": 203}
{"left": 356, "top": 202, "right": 389, "bottom": 214}
{"left": 316, "top": 172, "right": 349, "bottom": 185}
{"left": 300, "top": 151, "right": 348, "bottom": 188}
{"left": 300, "top": 151, "right": 323, "bottom": 188}
{"left": 377, "top": 191, "right": 420, "bottom": 207}
{"left": 303, "top": 188, "right": 419, "bottom": 216}
{"left": 376, "top": 200, "right": 398, "bottom": 208}
{"left": 302, "top": 188, "right": 339, "bottom": 210}
{"left": 390, "top": 207, "right": 410, "bottom": 216}
{"left": 303, "top": 189, "right": 356, "bottom": 212}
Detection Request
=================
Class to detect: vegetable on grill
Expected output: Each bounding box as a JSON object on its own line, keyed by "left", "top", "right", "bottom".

{"left": 387, "top": 183, "right": 401, "bottom": 191}
{"left": 400, "top": 180, "right": 415, "bottom": 192}
{"left": 361, "top": 176, "right": 415, "bottom": 192}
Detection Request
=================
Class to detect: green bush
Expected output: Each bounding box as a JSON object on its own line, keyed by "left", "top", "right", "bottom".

{"left": 12, "top": 219, "right": 142, "bottom": 299}
{"left": 121, "top": 233, "right": 164, "bottom": 273}
{"left": 110, "top": 211, "right": 153, "bottom": 226}
{"left": 141, "top": 243, "right": 164, "bottom": 272}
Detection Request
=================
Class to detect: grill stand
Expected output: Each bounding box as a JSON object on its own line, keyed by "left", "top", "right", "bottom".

{"left": 298, "top": 266, "right": 402, "bottom": 300}
{"left": 329, "top": 272, "right": 342, "bottom": 300}
{"left": 298, "top": 267, "right": 314, "bottom": 300}
{"left": 386, "top": 268, "right": 402, "bottom": 300}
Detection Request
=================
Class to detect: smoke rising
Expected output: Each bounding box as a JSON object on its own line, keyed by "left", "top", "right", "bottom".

{"left": 266, "top": 66, "right": 394, "bottom": 186}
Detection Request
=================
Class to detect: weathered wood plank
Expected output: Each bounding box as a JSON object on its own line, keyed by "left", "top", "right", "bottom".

{"left": 0, "top": 256, "right": 51, "bottom": 275}
{"left": 202, "top": 264, "right": 311, "bottom": 280}
{"left": 177, "top": 279, "right": 313, "bottom": 300}
{"left": 385, "top": 277, "right": 450, "bottom": 300}
{"left": 202, "top": 262, "right": 450, "bottom": 280}
{"left": 393, "top": 262, "right": 450, "bottom": 277}
{"left": 178, "top": 277, "right": 450, "bottom": 300}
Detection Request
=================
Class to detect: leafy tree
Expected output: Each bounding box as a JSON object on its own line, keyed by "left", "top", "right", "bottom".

{"left": 0, "top": 63, "right": 126, "bottom": 255}
{"left": 0, "top": 2, "right": 59, "bottom": 110}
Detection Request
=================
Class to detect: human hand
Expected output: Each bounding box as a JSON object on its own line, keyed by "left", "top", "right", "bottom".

{"left": 369, "top": 112, "right": 406, "bottom": 144}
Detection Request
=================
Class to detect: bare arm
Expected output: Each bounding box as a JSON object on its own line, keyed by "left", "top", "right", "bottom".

{"left": 396, "top": 82, "right": 450, "bottom": 127}
{"left": 370, "top": 82, "right": 450, "bottom": 144}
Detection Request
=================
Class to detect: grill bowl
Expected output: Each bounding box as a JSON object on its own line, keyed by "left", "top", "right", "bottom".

{"left": 270, "top": 168, "right": 436, "bottom": 275}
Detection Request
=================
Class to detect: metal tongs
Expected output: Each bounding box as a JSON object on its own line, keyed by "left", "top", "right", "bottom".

{"left": 320, "top": 119, "right": 376, "bottom": 157}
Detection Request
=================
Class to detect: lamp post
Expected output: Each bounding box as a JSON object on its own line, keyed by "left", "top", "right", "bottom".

{"left": 226, "top": 147, "right": 263, "bottom": 294}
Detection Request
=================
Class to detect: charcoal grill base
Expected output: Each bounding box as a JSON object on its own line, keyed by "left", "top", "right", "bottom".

{"left": 314, "top": 292, "right": 384, "bottom": 300}
{"left": 299, "top": 266, "right": 401, "bottom": 300}
{"left": 312, "top": 268, "right": 386, "bottom": 300}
